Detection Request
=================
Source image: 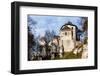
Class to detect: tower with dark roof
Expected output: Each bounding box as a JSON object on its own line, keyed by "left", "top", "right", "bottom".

{"left": 59, "top": 22, "right": 76, "bottom": 52}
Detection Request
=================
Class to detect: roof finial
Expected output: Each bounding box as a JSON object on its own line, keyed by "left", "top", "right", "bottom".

{"left": 67, "top": 21, "right": 72, "bottom": 25}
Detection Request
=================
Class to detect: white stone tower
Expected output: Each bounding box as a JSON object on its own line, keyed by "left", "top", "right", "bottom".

{"left": 59, "top": 22, "right": 76, "bottom": 52}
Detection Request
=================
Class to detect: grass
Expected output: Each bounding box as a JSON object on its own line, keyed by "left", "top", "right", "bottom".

{"left": 54, "top": 51, "right": 82, "bottom": 60}
{"left": 62, "top": 52, "right": 80, "bottom": 59}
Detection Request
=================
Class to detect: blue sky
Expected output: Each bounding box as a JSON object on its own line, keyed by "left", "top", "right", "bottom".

{"left": 28, "top": 15, "right": 87, "bottom": 38}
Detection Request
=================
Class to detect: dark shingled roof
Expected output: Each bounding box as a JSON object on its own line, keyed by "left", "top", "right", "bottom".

{"left": 60, "top": 21, "right": 78, "bottom": 31}
{"left": 61, "top": 26, "right": 72, "bottom": 31}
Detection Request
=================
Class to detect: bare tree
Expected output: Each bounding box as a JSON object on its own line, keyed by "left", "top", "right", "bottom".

{"left": 28, "top": 26, "right": 36, "bottom": 60}
{"left": 81, "top": 17, "right": 88, "bottom": 44}
{"left": 28, "top": 16, "right": 37, "bottom": 36}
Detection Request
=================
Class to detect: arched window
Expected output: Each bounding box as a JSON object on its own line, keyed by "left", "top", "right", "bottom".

{"left": 72, "top": 27, "right": 73, "bottom": 39}
{"left": 65, "top": 32, "right": 67, "bottom": 35}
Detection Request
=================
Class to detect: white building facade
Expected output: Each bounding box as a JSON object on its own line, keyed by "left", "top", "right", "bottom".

{"left": 59, "top": 23, "right": 76, "bottom": 52}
